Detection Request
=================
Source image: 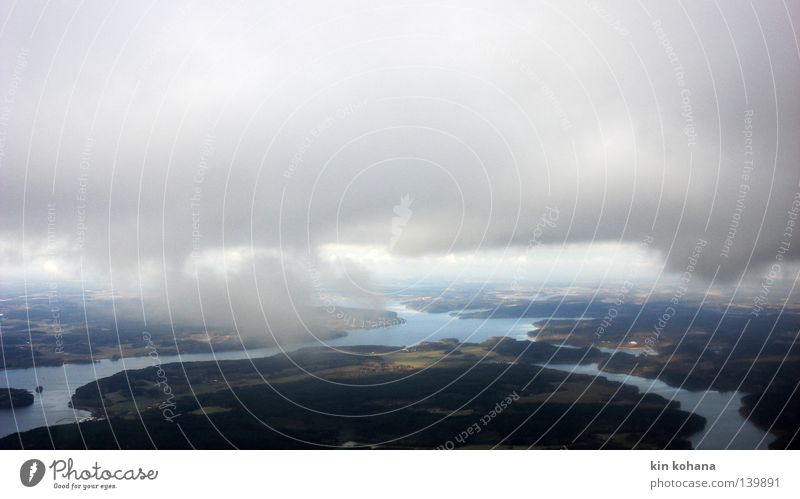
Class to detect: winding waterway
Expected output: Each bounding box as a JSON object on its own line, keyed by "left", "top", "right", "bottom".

{"left": 0, "top": 305, "right": 772, "bottom": 448}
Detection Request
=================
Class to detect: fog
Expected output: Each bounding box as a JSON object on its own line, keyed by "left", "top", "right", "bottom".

{"left": 1, "top": 0, "right": 798, "bottom": 337}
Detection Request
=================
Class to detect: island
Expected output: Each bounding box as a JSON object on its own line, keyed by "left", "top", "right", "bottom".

{"left": 0, "top": 338, "right": 704, "bottom": 449}
{"left": 0, "top": 387, "right": 34, "bottom": 409}
{"left": 408, "top": 290, "right": 800, "bottom": 449}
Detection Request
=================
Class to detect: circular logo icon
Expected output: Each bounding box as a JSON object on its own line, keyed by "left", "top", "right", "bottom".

{"left": 20, "top": 459, "right": 45, "bottom": 487}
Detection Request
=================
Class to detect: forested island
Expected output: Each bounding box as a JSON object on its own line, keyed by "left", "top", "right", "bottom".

{"left": 0, "top": 338, "right": 703, "bottom": 449}
{"left": 0, "top": 387, "right": 34, "bottom": 409}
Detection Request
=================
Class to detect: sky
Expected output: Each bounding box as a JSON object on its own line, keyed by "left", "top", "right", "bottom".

{"left": 1, "top": 0, "right": 799, "bottom": 335}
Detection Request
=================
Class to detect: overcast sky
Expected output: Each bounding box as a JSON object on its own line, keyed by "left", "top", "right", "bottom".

{"left": 1, "top": 0, "right": 799, "bottom": 334}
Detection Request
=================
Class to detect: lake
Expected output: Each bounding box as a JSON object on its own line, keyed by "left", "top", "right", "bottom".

{"left": 0, "top": 307, "right": 535, "bottom": 440}
{"left": 0, "top": 306, "right": 773, "bottom": 448}
{"left": 540, "top": 363, "right": 770, "bottom": 449}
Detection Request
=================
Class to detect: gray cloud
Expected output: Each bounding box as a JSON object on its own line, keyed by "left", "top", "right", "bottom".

{"left": 1, "top": 0, "right": 799, "bottom": 333}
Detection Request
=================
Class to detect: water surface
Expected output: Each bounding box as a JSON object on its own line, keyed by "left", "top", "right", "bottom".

{"left": 0, "top": 307, "right": 773, "bottom": 448}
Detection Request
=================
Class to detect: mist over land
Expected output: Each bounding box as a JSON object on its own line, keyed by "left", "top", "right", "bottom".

{"left": 1, "top": 0, "right": 799, "bottom": 449}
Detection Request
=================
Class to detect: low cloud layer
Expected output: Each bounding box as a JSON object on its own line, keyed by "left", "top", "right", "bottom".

{"left": 1, "top": 0, "right": 799, "bottom": 336}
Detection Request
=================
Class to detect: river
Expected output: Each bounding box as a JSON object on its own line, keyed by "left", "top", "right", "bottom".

{"left": 540, "top": 363, "right": 770, "bottom": 449}
{"left": 0, "top": 305, "right": 773, "bottom": 448}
